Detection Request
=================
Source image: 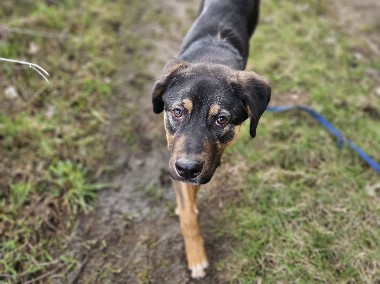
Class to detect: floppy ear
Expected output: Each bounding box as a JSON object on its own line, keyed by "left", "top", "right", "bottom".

{"left": 152, "top": 59, "right": 189, "bottom": 114}
{"left": 237, "top": 71, "right": 271, "bottom": 138}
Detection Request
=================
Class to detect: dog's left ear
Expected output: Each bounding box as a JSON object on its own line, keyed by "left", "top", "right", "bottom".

{"left": 152, "top": 59, "right": 189, "bottom": 114}
{"left": 236, "top": 71, "right": 271, "bottom": 138}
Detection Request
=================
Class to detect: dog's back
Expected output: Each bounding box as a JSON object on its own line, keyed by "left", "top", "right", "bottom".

{"left": 179, "top": 0, "right": 260, "bottom": 69}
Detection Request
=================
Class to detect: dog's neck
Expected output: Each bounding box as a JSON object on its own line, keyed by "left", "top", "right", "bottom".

{"left": 178, "top": 0, "right": 260, "bottom": 70}
{"left": 179, "top": 36, "right": 246, "bottom": 70}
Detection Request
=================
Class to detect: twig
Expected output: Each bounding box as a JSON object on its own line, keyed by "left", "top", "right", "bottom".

{"left": 0, "top": 24, "right": 67, "bottom": 39}
{"left": 16, "top": 257, "right": 63, "bottom": 278}
{"left": 0, "top": 57, "right": 50, "bottom": 82}
{"left": 24, "top": 263, "right": 65, "bottom": 284}
{"left": 0, "top": 274, "right": 13, "bottom": 280}
{"left": 69, "top": 254, "right": 89, "bottom": 284}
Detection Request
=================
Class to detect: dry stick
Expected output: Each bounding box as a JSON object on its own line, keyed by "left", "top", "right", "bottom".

{"left": 0, "top": 57, "right": 50, "bottom": 82}
{"left": 0, "top": 274, "right": 13, "bottom": 280}
{"left": 69, "top": 254, "right": 89, "bottom": 284}
{"left": 0, "top": 24, "right": 67, "bottom": 39}
{"left": 23, "top": 264, "right": 65, "bottom": 284}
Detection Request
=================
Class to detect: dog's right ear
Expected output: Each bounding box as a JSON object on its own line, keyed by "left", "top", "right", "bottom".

{"left": 152, "top": 59, "right": 189, "bottom": 114}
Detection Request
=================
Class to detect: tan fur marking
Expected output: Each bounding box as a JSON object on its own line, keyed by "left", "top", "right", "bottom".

{"left": 238, "top": 70, "right": 270, "bottom": 87}
{"left": 226, "top": 125, "right": 241, "bottom": 147}
{"left": 216, "top": 125, "right": 242, "bottom": 151}
{"left": 245, "top": 105, "right": 253, "bottom": 117}
{"left": 164, "top": 113, "right": 174, "bottom": 150}
{"left": 163, "top": 60, "right": 188, "bottom": 77}
{"left": 208, "top": 104, "right": 220, "bottom": 117}
{"left": 173, "top": 180, "right": 208, "bottom": 276}
{"left": 182, "top": 98, "right": 193, "bottom": 113}
{"left": 173, "top": 135, "right": 185, "bottom": 156}
{"left": 201, "top": 138, "right": 214, "bottom": 176}
{"left": 168, "top": 135, "right": 186, "bottom": 172}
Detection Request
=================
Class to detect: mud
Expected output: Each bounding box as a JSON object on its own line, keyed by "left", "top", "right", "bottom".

{"left": 332, "top": 0, "right": 380, "bottom": 89}
{"left": 67, "top": 0, "right": 380, "bottom": 283}
{"left": 67, "top": 0, "right": 240, "bottom": 283}
{"left": 333, "top": 0, "right": 380, "bottom": 56}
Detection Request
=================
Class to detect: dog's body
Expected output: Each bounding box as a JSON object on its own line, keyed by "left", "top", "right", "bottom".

{"left": 180, "top": 0, "right": 259, "bottom": 70}
{"left": 152, "top": 0, "right": 270, "bottom": 278}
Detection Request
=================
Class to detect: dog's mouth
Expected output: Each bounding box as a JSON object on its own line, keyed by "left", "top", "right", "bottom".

{"left": 170, "top": 170, "right": 212, "bottom": 185}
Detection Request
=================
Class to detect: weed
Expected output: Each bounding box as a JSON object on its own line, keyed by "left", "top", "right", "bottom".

{"left": 48, "top": 161, "right": 108, "bottom": 214}
{"left": 8, "top": 183, "right": 31, "bottom": 210}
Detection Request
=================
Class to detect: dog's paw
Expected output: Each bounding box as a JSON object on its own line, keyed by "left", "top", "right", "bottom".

{"left": 190, "top": 260, "right": 208, "bottom": 279}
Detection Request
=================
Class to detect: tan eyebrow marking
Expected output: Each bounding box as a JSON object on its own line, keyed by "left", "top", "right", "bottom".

{"left": 182, "top": 98, "right": 193, "bottom": 113}
{"left": 208, "top": 104, "right": 220, "bottom": 117}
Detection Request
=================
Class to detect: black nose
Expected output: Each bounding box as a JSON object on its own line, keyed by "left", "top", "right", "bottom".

{"left": 175, "top": 159, "right": 203, "bottom": 179}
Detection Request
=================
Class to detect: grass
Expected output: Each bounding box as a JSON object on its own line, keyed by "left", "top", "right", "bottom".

{"left": 216, "top": 0, "right": 380, "bottom": 283}
{"left": 0, "top": 0, "right": 137, "bottom": 282}
{"left": 1, "top": 0, "right": 379, "bottom": 283}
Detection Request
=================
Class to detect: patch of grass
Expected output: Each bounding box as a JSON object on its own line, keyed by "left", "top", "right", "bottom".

{"left": 48, "top": 160, "right": 108, "bottom": 214}
{"left": 137, "top": 267, "right": 152, "bottom": 284}
{"left": 220, "top": 0, "right": 380, "bottom": 283}
{"left": 0, "top": 0, "right": 139, "bottom": 282}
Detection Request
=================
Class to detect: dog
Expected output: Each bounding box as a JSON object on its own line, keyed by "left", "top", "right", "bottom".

{"left": 151, "top": 0, "right": 270, "bottom": 278}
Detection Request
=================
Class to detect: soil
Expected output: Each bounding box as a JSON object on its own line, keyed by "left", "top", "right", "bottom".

{"left": 67, "top": 1, "right": 242, "bottom": 283}
{"left": 67, "top": 0, "right": 379, "bottom": 283}
{"left": 332, "top": 0, "right": 380, "bottom": 89}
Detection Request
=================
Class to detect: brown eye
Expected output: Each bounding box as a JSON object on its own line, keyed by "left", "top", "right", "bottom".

{"left": 216, "top": 115, "right": 228, "bottom": 126}
{"left": 172, "top": 108, "right": 183, "bottom": 118}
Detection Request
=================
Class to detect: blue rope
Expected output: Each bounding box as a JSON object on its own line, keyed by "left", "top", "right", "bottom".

{"left": 266, "top": 105, "right": 380, "bottom": 174}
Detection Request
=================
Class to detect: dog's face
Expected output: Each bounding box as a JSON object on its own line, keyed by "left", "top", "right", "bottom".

{"left": 152, "top": 60, "right": 270, "bottom": 184}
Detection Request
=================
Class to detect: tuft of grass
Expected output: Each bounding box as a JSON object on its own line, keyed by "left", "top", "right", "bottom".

{"left": 218, "top": 0, "right": 380, "bottom": 283}
{"left": 48, "top": 161, "right": 108, "bottom": 214}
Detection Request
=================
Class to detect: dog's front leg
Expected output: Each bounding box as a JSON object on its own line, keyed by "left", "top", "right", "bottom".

{"left": 173, "top": 180, "right": 208, "bottom": 278}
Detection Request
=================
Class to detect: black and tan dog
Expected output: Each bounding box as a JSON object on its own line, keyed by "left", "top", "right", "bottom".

{"left": 151, "top": 0, "right": 270, "bottom": 278}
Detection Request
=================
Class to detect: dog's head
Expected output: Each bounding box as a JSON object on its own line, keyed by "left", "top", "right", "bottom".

{"left": 152, "top": 59, "right": 270, "bottom": 184}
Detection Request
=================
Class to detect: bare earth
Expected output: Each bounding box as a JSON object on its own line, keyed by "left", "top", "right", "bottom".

{"left": 67, "top": 0, "right": 380, "bottom": 283}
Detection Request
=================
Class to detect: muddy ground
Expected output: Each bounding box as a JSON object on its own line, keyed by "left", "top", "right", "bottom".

{"left": 67, "top": 0, "right": 380, "bottom": 283}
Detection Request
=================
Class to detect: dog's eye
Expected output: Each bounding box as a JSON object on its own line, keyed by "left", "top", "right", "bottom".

{"left": 216, "top": 115, "right": 228, "bottom": 126}
{"left": 172, "top": 107, "right": 183, "bottom": 118}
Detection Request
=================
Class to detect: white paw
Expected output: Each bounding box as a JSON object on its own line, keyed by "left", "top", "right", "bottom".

{"left": 190, "top": 261, "right": 208, "bottom": 279}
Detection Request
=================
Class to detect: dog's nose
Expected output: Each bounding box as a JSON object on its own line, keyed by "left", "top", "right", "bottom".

{"left": 175, "top": 158, "right": 203, "bottom": 179}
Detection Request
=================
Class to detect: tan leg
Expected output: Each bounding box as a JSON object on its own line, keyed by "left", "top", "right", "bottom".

{"left": 173, "top": 180, "right": 208, "bottom": 278}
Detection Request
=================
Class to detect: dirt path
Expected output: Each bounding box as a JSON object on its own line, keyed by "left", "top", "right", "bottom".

{"left": 66, "top": 1, "right": 238, "bottom": 283}
{"left": 333, "top": 0, "right": 380, "bottom": 56}
{"left": 332, "top": 0, "right": 380, "bottom": 89}
{"left": 67, "top": 0, "right": 380, "bottom": 283}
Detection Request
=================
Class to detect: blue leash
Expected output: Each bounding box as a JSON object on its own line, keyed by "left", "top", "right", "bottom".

{"left": 266, "top": 105, "right": 380, "bottom": 174}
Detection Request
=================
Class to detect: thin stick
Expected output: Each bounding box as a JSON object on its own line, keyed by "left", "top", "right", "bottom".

{"left": 0, "top": 57, "right": 50, "bottom": 82}
{"left": 0, "top": 24, "right": 67, "bottom": 39}
{"left": 23, "top": 264, "right": 65, "bottom": 284}
{"left": 69, "top": 254, "right": 89, "bottom": 284}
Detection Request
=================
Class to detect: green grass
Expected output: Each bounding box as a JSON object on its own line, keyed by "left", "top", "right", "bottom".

{"left": 1, "top": 0, "right": 379, "bottom": 283}
{"left": 217, "top": 0, "right": 380, "bottom": 283}
{"left": 0, "top": 0, "right": 138, "bottom": 282}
